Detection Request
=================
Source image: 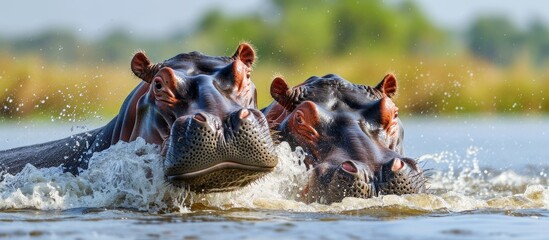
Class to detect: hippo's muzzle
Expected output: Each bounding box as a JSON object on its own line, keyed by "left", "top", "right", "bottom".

{"left": 305, "top": 160, "right": 376, "bottom": 203}
{"left": 305, "top": 158, "right": 426, "bottom": 204}
{"left": 376, "top": 158, "right": 426, "bottom": 195}
{"left": 164, "top": 108, "right": 277, "bottom": 192}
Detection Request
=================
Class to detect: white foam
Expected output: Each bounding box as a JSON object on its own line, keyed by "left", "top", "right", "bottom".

{"left": 1, "top": 141, "right": 548, "bottom": 213}
{"left": 0, "top": 138, "right": 190, "bottom": 212}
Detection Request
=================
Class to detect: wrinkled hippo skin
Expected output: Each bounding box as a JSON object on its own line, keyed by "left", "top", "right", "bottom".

{"left": 262, "top": 73, "right": 426, "bottom": 203}
{"left": 0, "top": 43, "right": 277, "bottom": 192}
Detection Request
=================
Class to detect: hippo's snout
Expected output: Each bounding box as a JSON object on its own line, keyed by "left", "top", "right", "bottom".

{"left": 376, "top": 158, "right": 426, "bottom": 195}
{"left": 305, "top": 160, "right": 376, "bottom": 204}
{"left": 304, "top": 158, "right": 426, "bottom": 204}
{"left": 337, "top": 160, "right": 377, "bottom": 199}
{"left": 164, "top": 108, "right": 277, "bottom": 192}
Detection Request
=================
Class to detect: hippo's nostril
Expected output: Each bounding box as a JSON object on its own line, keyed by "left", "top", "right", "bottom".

{"left": 391, "top": 158, "right": 405, "bottom": 172}
{"left": 239, "top": 109, "right": 250, "bottom": 119}
{"left": 341, "top": 161, "right": 358, "bottom": 174}
{"left": 193, "top": 113, "right": 207, "bottom": 122}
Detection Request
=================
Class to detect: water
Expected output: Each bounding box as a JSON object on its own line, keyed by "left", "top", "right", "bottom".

{"left": 0, "top": 117, "right": 548, "bottom": 239}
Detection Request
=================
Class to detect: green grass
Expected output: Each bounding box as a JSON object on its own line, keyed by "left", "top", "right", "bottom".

{"left": 1, "top": 52, "right": 547, "bottom": 122}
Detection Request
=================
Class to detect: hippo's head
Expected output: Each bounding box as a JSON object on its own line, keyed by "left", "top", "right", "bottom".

{"left": 263, "top": 74, "right": 426, "bottom": 203}
{"left": 129, "top": 43, "right": 277, "bottom": 192}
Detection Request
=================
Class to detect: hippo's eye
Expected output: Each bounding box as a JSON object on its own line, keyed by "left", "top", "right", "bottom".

{"left": 295, "top": 111, "right": 305, "bottom": 125}
{"left": 394, "top": 110, "right": 398, "bottom": 119}
{"left": 154, "top": 80, "right": 162, "bottom": 90}
{"left": 151, "top": 77, "right": 164, "bottom": 91}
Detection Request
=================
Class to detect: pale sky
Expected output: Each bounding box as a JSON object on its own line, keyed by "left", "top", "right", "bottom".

{"left": 1, "top": 0, "right": 548, "bottom": 39}
{"left": 0, "top": 0, "right": 269, "bottom": 39}
{"left": 411, "top": 0, "right": 549, "bottom": 30}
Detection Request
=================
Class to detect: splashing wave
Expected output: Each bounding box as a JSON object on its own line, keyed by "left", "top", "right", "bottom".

{"left": 1, "top": 140, "right": 547, "bottom": 213}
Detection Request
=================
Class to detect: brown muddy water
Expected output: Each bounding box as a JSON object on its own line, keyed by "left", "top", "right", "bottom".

{"left": 0, "top": 117, "right": 548, "bottom": 240}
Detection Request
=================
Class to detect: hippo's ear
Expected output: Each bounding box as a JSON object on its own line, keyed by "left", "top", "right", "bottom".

{"left": 375, "top": 73, "right": 398, "bottom": 98}
{"left": 271, "top": 76, "right": 298, "bottom": 111}
{"left": 227, "top": 43, "right": 256, "bottom": 94}
{"left": 131, "top": 52, "right": 159, "bottom": 83}
{"left": 270, "top": 76, "right": 290, "bottom": 103}
{"left": 233, "top": 43, "right": 256, "bottom": 67}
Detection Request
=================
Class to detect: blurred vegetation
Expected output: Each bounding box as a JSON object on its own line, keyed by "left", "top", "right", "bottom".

{"left": 1, "top": 0, "right": 548, "bottom": 122}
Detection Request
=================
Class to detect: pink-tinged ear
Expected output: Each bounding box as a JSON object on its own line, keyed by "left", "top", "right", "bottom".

{"left": 233, "top": 43, "right": 256, "bottom": 67}
{"left": 131, "top": 52, "right": 155, "bottom": 83}
{"left": 230, "top": 43, "right": 255, "bottom": 93}
{"left": 270, "top": 76, "right": 290, "bottom": 103}
{"left": 375, "top": 73, "right": 398, "bottom": 98}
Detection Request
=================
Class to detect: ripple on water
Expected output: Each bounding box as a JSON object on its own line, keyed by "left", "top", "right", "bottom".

{"left": 0, "top": 140, "right": 548, "bottom": 215}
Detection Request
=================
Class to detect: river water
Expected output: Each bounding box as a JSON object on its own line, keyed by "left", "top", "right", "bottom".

{"left": 0, "top": 117, "right": 548, "bottom": 239}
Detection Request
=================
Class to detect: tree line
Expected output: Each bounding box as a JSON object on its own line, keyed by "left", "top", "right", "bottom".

{"left": 1, "top": 0, "right": 548, "bottom": 119}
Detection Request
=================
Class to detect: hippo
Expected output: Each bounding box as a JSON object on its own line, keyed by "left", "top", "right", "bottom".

{"left": 262, "top": 73, "right": 426, "bottom": 203}
{"left": 0, "top": 43, "right": 278, "bottom": 192}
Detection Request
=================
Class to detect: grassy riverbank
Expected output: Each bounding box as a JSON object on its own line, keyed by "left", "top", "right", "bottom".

{"left": 1, "top": 0, "right": 548, "bottom": 121}
{"left": 1, "top": 51, "right": 547, "bottom": 122}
